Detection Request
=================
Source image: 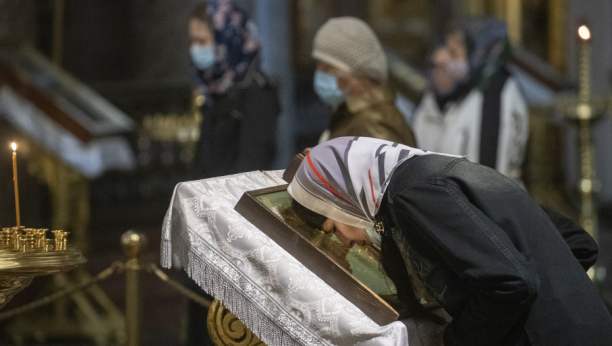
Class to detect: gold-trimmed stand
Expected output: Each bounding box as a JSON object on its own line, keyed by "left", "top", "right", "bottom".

{"left": 4, "top": 139, "right": 125, "bottom": 345}
{"left": 207, "top": 299, "right": 266, "bottom": 346}
{"left": 0, "top": 227, "right": 86, "bottom": 310}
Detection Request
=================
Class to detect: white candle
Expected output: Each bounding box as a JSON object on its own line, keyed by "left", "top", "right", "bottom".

{"left": 578, "top": 25, "right": 591, "bottom": 104}
{"left": 11, "top": 142, "right": 20, "bottom": 227}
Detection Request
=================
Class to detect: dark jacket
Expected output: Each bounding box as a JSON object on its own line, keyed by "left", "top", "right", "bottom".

{"left": 376, "top": 155, "right": 612, "bottom": 346}
{"left": 328, "top": 87, "right": 417, "bottom": 147}
{"left": 195, "top": 71, "right": 280, "bottom": 178}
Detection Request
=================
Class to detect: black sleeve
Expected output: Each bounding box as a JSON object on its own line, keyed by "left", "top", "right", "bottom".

{"left": 392, "top": 183, "right": 539, "bottom": 346}
{"left": 235, "top": 83, "right": 280, "bottom": 172}
{"left": 540, "top": 205, "right": 598, "bottom": 271}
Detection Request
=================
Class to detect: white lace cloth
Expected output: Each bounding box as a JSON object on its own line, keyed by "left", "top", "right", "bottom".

{"left": 161, "top": 171, "right": 409, "bottom": 346}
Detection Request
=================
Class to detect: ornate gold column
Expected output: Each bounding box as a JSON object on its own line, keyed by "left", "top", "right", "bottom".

{"left": 548, "top": 0, "right": 567, "bottom": 70}
{"left": 491, "top": 0, "right": 522, "bottom": 45}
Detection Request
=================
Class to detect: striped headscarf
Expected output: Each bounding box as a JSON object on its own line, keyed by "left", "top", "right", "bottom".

{"left": 288, "top": 137, "right": 438, "bottom": 228}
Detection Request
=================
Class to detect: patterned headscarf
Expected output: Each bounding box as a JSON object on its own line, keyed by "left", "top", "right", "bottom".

{"left": 193, "top": 0, "right": 260, "bottom": 98}
{"left": 288, "top": 137, "right": 440, "bottom": 228}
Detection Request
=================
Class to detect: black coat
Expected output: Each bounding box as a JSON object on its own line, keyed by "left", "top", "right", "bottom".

{"left": 194, "top": 71, "right": 280, "bottom": 178}
{"left": 376, "top": 155, "right": 612, "bottom": 346}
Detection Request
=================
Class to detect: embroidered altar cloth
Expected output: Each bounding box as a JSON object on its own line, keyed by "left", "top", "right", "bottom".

{"left": 161, "top": 171, "right": 409, "bottom": 346}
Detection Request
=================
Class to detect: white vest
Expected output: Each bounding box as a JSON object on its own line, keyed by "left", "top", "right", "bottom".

{"left": 413, "top": 77, "right": 528, "bottom": 183}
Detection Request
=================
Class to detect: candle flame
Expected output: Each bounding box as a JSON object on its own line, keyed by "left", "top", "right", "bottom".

{"left": 11, "top": 142, "right": 16, "bottom": 152}
{"left": 578, "top": 25, "right": 591, "bottom": 40}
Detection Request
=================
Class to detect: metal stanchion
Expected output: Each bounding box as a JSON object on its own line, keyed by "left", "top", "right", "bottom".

{"left": 121, "top": 230, "right": 147, "bottom": 346}
{"left": 2, "top": 228, "right": 244, "bottom": 345}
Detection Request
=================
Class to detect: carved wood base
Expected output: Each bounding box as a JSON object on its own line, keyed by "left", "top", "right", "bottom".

{"left": 206, "top": 299, "right": 266, "bottom": 346}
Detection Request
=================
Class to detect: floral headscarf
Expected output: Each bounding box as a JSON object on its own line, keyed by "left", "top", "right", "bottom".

{"left": 193, "top": 0, "right": 260, "bottom": 100}
{"left": 288, "top": 137, "right": 446, "bottom": 228}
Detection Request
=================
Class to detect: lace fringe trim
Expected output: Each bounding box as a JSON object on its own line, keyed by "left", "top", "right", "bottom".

{"left": 161, "top": 227, "right": 322, "bottom": 346}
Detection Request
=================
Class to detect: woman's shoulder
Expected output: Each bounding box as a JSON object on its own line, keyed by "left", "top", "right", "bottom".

{"left": 348, "top": 92, "right": 410, "bottom": 128}
{"left": 387, "top": 155, "right": 465, "bottom": 195}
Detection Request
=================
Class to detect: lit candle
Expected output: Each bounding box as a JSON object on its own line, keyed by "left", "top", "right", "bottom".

{"left": 578, "top": 24, "right": 591, "bottom": 105}
{"left": 11, "top": 142, "right": 20, "bottom": 227}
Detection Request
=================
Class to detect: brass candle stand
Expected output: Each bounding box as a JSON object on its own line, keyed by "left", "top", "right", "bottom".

{"left": 0, "top": 226, "right": 86, "bottom": 309}
{"left": 555, "top": 96, "right": 609, "bottom": 238}
{"left": 554, "top": 24, "right": 611, "bottom": 282}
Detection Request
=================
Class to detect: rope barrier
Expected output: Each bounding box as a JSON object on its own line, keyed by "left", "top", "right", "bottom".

{"left": 0, "top": 261, "right": 124, "bottom": 321}
{"left": 0, "top": 260, "right": 212, "bottom": 321}
{"left": 144, "top": 263, "right": 212, "bottom": 308}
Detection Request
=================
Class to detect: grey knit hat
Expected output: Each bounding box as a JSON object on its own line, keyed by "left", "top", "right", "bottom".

{"left": 312, "top": 17, "right": 388, "bottom": 82}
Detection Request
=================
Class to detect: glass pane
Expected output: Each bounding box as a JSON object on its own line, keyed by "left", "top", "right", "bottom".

{"left": 254, "top": 190, "right": 396, "bottom": 296}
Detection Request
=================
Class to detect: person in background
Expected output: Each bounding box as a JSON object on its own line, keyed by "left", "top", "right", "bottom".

{"left": 312, "top": 17, "right": 417, "bottom": 147}
{"left": 186, "top": 2, "right": 279, "bottom": 345}
{"left": 190, "top": 0, "right": 279, "bottom": 179}
{"left": 413, "top": 18, "right": 528, "bottom": 183}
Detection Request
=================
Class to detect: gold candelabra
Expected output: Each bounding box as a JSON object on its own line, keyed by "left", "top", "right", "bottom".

{"left": 0, "top": 226, "right": 86, "bottom": 309}
{"left": 575, "top": 25, "right": 599, "bottom": 240}
{"left": 556, "top": 24, "right": 610, "bottom": 282}
{"left": 1, "top": 142, "right": 86, "bottom": 308}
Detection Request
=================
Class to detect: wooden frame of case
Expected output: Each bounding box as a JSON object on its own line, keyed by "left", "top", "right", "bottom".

{"left": 234, "top": 184, "right": 399, "bottom": 325}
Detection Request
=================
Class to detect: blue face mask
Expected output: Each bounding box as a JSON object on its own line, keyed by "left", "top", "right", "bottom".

{"left": 313, "top": 71, "right": 345, "bottom": 107}
{"left": 190, "top": 44, "right": 215, "bottom": 70}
